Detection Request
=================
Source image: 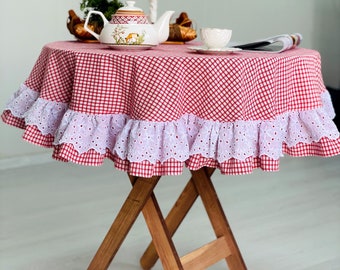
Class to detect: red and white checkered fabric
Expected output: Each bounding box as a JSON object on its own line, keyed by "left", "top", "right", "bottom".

{"left": 2, "top": 41, "right": 340, "bottom": 177}
{"left": 24, "top": 41, "right": 325, "bottom": 121}
{"left": 1, "top": 110, "right": 26, "bottom": 129}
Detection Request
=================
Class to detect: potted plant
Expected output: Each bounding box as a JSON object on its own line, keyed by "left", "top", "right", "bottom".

{"left": 80, "top": 0, "right": 123, "bottom": 26}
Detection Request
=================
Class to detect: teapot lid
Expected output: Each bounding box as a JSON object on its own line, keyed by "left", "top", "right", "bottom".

{"left": 111, "top": 1, "right": 149, "bottom": 24}
{"left": 118, "top": 1, "right": 143, "bottom": 13}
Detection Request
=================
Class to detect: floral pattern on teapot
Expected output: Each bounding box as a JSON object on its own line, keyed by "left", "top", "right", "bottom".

{"left": 112, "top": 26, "right": 146, "bottom": 45}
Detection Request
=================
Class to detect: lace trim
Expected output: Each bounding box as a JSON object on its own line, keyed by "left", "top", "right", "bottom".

{"left": 5, "top": 84, "right": 39, "bottom": 118}
{"left": 5, "top": 85, "right": 68, "bottom": 135}
{"left": 5, "top": 84, "right": 339, "bottom": 163}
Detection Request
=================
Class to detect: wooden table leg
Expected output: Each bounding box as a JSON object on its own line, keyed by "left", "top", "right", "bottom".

{"left": 87, "top": 176, "right": 160, "bottom": 270}
{"left": 190, "top": 168, "right": 247, "bottom": 270}
{"left": 129, "top": 176, "right": 184, "bottom": 270}
{"left": 88, "top": 167, "right": 247, "bottom": 270}
{"left": 139, "top": 168, "right": 216, "bottom": 269}
{"left": 140, "top": 167, "right": 247, "bottom": 270}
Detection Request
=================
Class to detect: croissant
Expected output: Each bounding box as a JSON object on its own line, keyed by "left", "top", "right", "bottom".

{"left": 168, "top": 12, "right": 197, "bottom": 42}
{"left": 168, "top": 25, "right": 197, "bottom": 42}
{"left": 67, "top": 9, "right": 98, "bottom": 41}
{"left": 175, "top": 12, "right": 193, "bottom": 27}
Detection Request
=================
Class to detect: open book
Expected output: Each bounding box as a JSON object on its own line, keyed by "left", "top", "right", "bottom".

{"left": 233, "top": 33, "right": 303, "bottom": 53}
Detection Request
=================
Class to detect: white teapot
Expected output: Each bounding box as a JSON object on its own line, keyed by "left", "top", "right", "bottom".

{"left": 84, "top": 1, "right": 175, "bottom": 46}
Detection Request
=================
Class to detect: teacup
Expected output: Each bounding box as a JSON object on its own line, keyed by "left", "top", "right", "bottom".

{"left": 200, "top": 28, "right": 232, "bottom": 50}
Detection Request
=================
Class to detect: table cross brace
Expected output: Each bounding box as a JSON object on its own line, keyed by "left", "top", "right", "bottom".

{"left": 87, "top": 167, "right": 247, "bottom": 270}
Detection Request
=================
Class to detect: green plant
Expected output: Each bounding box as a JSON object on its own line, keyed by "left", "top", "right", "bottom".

{"left": 80, "top": 0, "right": 123, "bottom": 25}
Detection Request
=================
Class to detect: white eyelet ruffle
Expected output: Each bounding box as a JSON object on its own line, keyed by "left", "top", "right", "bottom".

{"left": 5, "top": 85, "right": 339, "bottom": 164}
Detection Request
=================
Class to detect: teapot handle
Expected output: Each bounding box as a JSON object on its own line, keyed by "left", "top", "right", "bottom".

{"left": 84, "top": 10, "right": 109, "bottom": 40}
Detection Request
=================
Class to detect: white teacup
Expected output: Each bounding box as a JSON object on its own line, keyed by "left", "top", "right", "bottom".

{"left": 200, "top": 28, "right": 232, "bottom": 50}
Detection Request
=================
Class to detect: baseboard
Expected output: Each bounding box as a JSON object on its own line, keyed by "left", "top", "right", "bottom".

{"left": 0, "top": 152, "right": 53, "bottom": 171}
{"left": 327, "top": 86, "right": 340, "bottom": 130}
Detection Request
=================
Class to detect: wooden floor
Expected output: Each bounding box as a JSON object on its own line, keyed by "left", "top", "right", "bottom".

{"left": 1, "top": 155, "right": 340, "bottom": 270}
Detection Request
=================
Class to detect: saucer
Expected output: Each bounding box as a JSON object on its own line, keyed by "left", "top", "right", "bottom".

{"left": 108, "top": 44, "right": 156, "bottom": 51}
{"left": 188, "top": 46, "right": 242, "bottom": 55}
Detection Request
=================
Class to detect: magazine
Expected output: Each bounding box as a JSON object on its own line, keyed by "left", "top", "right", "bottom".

{"left": 233, "top": 33, "right": 303, "bottom": 53}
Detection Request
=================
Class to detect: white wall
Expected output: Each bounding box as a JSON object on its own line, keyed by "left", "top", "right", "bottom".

{"left": 1, "top": 0, "right": 339, "bottom": 160}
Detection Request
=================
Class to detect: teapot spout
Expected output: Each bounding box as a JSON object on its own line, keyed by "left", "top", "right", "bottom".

{"left": 154, "top": 11, "right": 175, "bottom": 43}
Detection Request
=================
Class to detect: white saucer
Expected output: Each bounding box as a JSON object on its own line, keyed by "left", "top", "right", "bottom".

{"left": 107, "top": 44, "right": 156, "bottom": 51}
{"left": 188, "top": 46, "right": 242, "bottom": 55}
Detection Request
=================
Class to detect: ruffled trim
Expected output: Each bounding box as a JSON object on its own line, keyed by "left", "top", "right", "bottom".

{"left": 5, "top": 84, "right": 39, "bottom": 118}
{"left": 52, "top": 143, "right": 281, "bottom": 176}
{"left": 52, "top": 91, "right": 339, "bottom": 163}
{"left": 3, "top": 84, "right": 68, "bottom": 135}
{"left": 1, "top": 110, "right": 26, "bottom": 129}
{"left": 2, "top": 84, "right": 340, "bottom": 177}
{"left": 25, "top": 98, "right": 68, "bottom": 135}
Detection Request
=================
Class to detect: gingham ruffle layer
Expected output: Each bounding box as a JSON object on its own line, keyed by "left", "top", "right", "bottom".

{"left": 2, "top": 84, "right": 340, "bottom": 177}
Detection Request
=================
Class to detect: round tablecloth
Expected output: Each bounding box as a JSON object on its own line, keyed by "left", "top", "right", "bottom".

{"left": 2, "top": 41, "right": 340, "bottom": 177}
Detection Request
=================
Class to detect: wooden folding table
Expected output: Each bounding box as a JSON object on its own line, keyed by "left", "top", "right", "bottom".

{"left": 87, "top": 167, "right": 247, "bottom": 270}
{"left": 3, "top": 41, "right": 340, "bottom": 270}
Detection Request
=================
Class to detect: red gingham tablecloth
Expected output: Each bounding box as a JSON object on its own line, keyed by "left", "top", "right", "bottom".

{"left": 2, "top": 41, "right": 340, "bottom": 177}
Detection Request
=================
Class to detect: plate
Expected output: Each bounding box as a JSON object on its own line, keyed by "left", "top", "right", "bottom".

{"left": 188, "top": 46, "right": 242, "bottom": 55}
{"left": 107, "top": 44, "right": 156, "bottom": 51}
